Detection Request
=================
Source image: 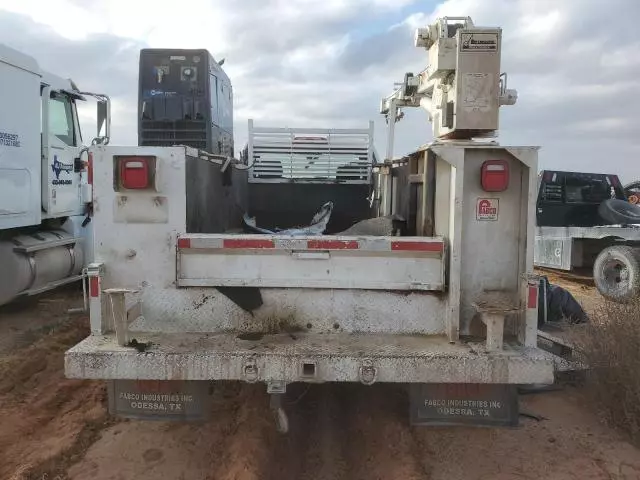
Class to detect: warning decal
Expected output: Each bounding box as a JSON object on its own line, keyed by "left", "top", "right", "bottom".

{"left": 460, "top": 33, "right": 499, "bottom": 53}
{"left": 476, "top": 198, "right": 499, "bottom": 221}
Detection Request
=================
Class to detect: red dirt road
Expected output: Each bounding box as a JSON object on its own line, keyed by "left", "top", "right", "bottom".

{"left": 1, "top": 286, "right": 640, "bottom": 480}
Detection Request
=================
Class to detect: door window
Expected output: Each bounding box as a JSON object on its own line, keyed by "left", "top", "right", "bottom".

{"left": 49, "top": 94, "right": 76, "bottom": 146}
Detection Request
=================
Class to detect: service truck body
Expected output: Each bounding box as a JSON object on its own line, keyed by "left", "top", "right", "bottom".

{"left": 64, "top": 141, "right": 553, "bottom": 426}
{"left": 61, "top": 16, "right": 560, "bottom": 428}
{"left": 49, "top": 15, "right": 567, "bottom": 430}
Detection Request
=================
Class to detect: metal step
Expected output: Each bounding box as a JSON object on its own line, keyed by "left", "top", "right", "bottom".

{"left": 13, "top": 236, "right": 81, "bottom": 253}
{"left": 536, "top": 328, "right": 585, "bottom": 371}
{"left": 20, "top": 274, "right": 84, "bottom": 296}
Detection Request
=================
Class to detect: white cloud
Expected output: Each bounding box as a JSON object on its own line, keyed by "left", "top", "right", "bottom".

{"left": 1, "top": 0, "right": 638, "bottom": 182}
{"left": 0, "top": 0, "right": 100, "bottom": 39}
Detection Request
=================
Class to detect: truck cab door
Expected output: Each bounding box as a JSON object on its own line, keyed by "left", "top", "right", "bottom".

{"left": 42, "top": 91, "right": 84, "bottom": 217}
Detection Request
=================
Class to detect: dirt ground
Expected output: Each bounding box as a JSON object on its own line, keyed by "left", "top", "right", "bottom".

{"left": 1, "top": 281, "right": 640, "bottom": 480}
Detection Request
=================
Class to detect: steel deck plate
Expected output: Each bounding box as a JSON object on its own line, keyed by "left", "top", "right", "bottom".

{"left": 66, "top": 332, "right": 554, "bottom": 385}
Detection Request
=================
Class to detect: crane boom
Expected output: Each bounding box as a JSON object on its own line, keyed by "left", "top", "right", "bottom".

{"left": 381, "top": 16, "right": 518, "bottom": 159}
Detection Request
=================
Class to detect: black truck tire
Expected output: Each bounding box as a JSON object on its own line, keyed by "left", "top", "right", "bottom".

{"left": 593, "top": 245, "right": 640, "bottom": 303}
{"left": 598, "top": 199, "right": 640, "bottom": 225}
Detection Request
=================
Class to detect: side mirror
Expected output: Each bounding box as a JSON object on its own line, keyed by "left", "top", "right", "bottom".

{"left": 95, "top": 97, "right": 111, "bottom": 145}
{"left": 79, "top": 91, "right": 111, "bottom": 145}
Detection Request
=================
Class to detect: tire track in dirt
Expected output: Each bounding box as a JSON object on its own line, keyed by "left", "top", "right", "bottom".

{"left": 284, "top": 384, "right": 348, "bottom": 480}
{"left": 208, "top": 384, "right": 279, "bottom": 480}
{"left": 208, "top": 384, "right": 353, "bottom": 480}
{"left": 345, "top": 384, "right": 429, "bottom": 480}
{"left": 253, "top": 383, "right": 428, "bottom": 480}
{"left": 265, "top": 384, "right": 317, "bottom": 480}
{"left": 295, "top": 385, "right": 350, "bottom": 480}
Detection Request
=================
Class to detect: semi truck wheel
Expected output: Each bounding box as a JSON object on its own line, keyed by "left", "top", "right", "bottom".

{"left": 593, "top": 245, "right": 640, "bottom": 303}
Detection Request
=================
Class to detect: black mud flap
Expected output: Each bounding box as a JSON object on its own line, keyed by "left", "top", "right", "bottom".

{"left": 107, "top": 380, "right": 212, "bottom": 421}
{"left": 216, "top": 286, "right": 263, "bottom": 313}
{"left": 410, "top": 383, "right": 519, "bottom": 427}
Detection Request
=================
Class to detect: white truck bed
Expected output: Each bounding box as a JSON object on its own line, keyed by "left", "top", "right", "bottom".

{"left": 535, "top": 225, "right": 640, "bottom": 270}
{"left": 64, "top": 143, "right": 554, "bottom": 426}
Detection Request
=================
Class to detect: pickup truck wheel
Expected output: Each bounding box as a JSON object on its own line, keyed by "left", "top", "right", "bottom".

{"left": 598, "top": 199, "right": 640, "bottom": 225}
{"left": 593, "top": 246, "right": 640, "bottom": 303}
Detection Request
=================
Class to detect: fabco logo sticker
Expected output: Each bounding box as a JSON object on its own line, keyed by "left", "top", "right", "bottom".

{"left": 477, "top": 198, "right": 499, "bottom": 221}
{"left": 51, "top": 156, "right": 73, "bottom": 185}
{"left": 460, "top": 33, "right": 499, "bottom": 52}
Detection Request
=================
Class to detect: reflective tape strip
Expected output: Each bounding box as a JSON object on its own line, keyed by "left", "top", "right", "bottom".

{"left": 223, "top": 239, "right": 275, "bottom": 249}
{"left": 391, "top": 240, "right": 444, "bottom": 252}
{"left": 177, "top": 238, "right": 191, "bottom": 249}
{"left": 178, "top": 235, "right": 445, "bottom": 253}
{"left": 89, "top": 276, "right": 100, "bottom": 298}
{"left": 528, "top": 284, "right": 538, "bottom": 309}
{"left": 307, "top": 240, "right": 359, "bottom": 250}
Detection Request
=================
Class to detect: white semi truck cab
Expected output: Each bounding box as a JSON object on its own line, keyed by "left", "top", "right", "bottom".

{"left": 60, "top": 16, "right": 559, "bottom": 431}
{"left": 0, "top": 43, "right": 110, "bottom": 306}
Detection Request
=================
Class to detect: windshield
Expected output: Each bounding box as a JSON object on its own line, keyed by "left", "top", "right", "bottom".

{"left": 564, "top": 175, "right": 613, "bottom": 204}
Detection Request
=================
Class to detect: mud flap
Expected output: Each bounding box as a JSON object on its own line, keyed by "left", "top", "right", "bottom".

{"left": 107, "top": 380, "right": 212, "bottom": 421}
{"left": 409, "top": 383, "right": 518, "bottom": 427}
{"left": 216, "top": 286, "right": 263, "bottom": 312}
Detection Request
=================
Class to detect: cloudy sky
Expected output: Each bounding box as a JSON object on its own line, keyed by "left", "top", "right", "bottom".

{"left": 1, "top": 0, "right": 638, "bottom": 181}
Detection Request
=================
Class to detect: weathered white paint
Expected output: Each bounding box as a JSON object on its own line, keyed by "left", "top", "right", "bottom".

{"left": 177, "top": 236, "right": 445, "bottom": 291}
{"left": 66, "top": 332, "right": 554, "bottom": 385}
{"left": 0, "top": 44, "right": 42, "bottom": 229}
{"left": 128, "top": 287, "right": 447, "bottom": 335}
{"left": 68, "top": 142, "right": 551, "bottom": 386}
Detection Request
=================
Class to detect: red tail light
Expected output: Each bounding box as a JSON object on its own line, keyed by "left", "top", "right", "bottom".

{"left": 87, "top": 152, "right": 93, "bottom": 186}
{"left": 118, "top": 156, "right": 154, "bottom": 190}
{"left": 481, "top": 160, "right": 510, "bottom": 192}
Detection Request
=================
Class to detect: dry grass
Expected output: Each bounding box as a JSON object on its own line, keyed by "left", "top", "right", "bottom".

{"left": 578, "top": 300, "right": 640, "bottom": 444}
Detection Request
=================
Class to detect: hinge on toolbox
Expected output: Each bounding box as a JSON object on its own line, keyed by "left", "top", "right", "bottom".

{"left": 292, "top": 251, "right": 330, "bottom": 260}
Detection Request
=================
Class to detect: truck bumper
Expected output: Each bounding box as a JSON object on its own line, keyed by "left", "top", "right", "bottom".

{"left": 65, "top": 332, "right": 554, "bottom": 385}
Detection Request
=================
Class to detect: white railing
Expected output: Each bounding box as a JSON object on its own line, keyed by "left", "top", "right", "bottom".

{"left": 247, "top": 120, "right": 375, "bottom": 184}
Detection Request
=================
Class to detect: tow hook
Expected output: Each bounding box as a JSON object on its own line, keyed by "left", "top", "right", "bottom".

{"left": 359, "top": 359, "right": 378, "bottom": 385}
{"left": 267, "top": 381, "right": 288, "bottom": 434}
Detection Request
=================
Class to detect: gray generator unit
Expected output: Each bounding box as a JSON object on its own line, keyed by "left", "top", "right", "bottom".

{"left": 138, "top": 48, "right": 233, "bottom": 155}
{"left": 138, "top": 49, "right": 245, "bottom": 234}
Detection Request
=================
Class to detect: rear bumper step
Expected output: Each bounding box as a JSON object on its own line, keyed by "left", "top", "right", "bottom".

{"left": 65, "top": 333, "right": 554, "bottom": 385}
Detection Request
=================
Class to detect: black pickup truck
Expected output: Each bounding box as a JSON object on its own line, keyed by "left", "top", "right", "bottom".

{"left": 535, "top": 170, "right": 640, "bottom": 303}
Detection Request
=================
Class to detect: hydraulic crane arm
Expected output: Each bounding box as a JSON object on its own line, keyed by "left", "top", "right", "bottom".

{"left": 380, "top": 16, "right": 518, "bottom": 160}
